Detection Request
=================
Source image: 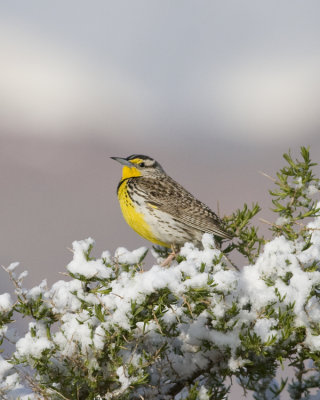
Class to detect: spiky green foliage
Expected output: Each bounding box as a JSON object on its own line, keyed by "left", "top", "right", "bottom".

{"left": 0, "top": 147, "right": 319, "bottom": 400}
{"left": 270, "top": 147, "right": 320, "bottom": 240}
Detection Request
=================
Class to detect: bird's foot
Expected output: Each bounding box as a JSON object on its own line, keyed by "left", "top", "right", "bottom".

{"left": 160, "top": 253, "right": 175, "bottom": 267}
{"left": 160, "top": 245, "right": 178, "bottom": 267}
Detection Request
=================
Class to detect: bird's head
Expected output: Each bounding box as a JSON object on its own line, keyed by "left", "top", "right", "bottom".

{"left": 111, "top": 155, "right": 165, "bottom": 180}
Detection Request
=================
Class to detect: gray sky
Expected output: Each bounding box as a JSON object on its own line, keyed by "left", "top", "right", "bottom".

{"left": 1, "top": 1, "right": 320, "bottom": 143}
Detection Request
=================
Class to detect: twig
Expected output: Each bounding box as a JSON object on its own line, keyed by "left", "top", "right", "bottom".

{"left": 259, "top": 218, "right": 278, "bottom": 228}
{"left": 46, "top": 388, "right": 71, "bottom": 400}
{"left": 258, "top": 170, "right": 276, "bottom": 182}
{"left": 182, "top": 295, "right": 194, "bottom": 319}
{"left": 111, "top": 292, "right": 124, "bottom": 299}
{"left": 152, "top": 310, "right": 163, "bottom": 334}
{"left": 59, "top": 272, "right": 69, "bottom": 277}
{"left": 260, "top": 217, "right": 320, "bottom": 232}
{"left": 223, "top": 253, "right": 240, "bottom": 272}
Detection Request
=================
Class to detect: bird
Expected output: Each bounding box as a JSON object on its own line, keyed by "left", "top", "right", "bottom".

{"left": 111, "top": 154, "right": 232, "bottom": 257}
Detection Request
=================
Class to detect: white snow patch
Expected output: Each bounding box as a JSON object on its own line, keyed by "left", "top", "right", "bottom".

{"left": 114, "top": 246, "right": 147, "bottom": 264}
{"left": 304, "top": 329, "right": 320, "bottom": 352}
{"left": 254, "top": 318, "right": 277, "bottom": 343}
{"left": 307, "top": 184, "right": 319, "bottom": 196}
{"left": 228, "top": 356, "right": 246, "bottom": 372}
{"left": 15, "top": 323, "right": 53, "bottom": 358}
{"left": 68, "top": 238, "right": 112, "bottom": 279}
{"left": 27, "top": 280, "right": 47, "bottom": 300}
{"left": 6, "top": 262, "right": 19, "bottom": 272}
{"left": 0, "top": 355, "right": 12, "bottom": 380}
{"left": 47, "top": 279, "right": 82, "bottom": 313}
{"left": 0, "top": 293, "right": 13, "bottom": 312}
{"left": 198, "top": 386, "right": 210, "bottom": 400}
{"left": 116, "top": 366, "right": 132, "bottom": 391}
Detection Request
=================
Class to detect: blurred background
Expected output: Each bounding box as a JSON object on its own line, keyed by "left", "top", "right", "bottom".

{"left": 1, "top": 1, "right": 320, "bottom": 396}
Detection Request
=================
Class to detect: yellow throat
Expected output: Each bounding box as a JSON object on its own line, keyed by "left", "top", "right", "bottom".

{"left": 121, "top": 165, "right": 142, "bottom": 180}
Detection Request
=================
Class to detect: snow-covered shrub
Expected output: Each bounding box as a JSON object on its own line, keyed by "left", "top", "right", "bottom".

{"left": 1, "top": 147, "right": 320, "bottom": 399}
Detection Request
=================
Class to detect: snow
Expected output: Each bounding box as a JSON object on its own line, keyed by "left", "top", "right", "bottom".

{"left": 298, "top": 215, "right": 320, "bottom": 265}
{"left": 254, "top": 318, "right": 277, "bottom": 343}
{"left": 101, "top": 250, "right": 111, "bottom": 263}
{"left": 27, "top": 279, "right": 47, "bottom": 299}
{"left": 6, "top": 262, "right": 19, "bottom": 272}
{"left": 201, "top": 232, "right": 216, "bottom": 249}
{"left": 46, "top": 279, "right": 82, "bottom": 313}
{"left": 198, "top": 386, "right": 210, "bottom": 400}
{"left": 15, "top": 322, "right": 53, "bottom": 358}
{"left": 304, "top": 330, "right": 320, "bottom": 352}
{"left": 18, "top": 219, "right": 320, "bottom": 357}
{"left": 116, "top": 366, "right": 132, "bottom": 391}
{"left": 58, "top": 310, "right": 98, "bottom": 354}
{"left": 180, "top": 240, "right": 220, "bottom": 269}
{"left": 0, "top": 370, "right": 35, "bottom": 399}
{"left": 0, "top": 293, "right": 13, "bottom": 312}
{"left": 238, "top": 266, "right": 276, "bottom": 310}
{"left": 2, "top": 207, "right": 320, "bottom": 398}
{"left": 114, "top": 246, "right": 147, "bottom": 264}
{"left": 307, "top": 184, "right": 319, "bottom": 196}
{"left": 213, "top": 269, "right": 238, "bottom": 292}
{"left": 294, "top": 176, "right": 303, "bottom": 189}
{"left": 0, "top": 355, "right": 12, "bottom": 380}
{"left": 68, "top": 238, "right": 113, "bottom": 279}
{"left": 228, "top": 356, "right": 246, "bottom": 372}
{"left": 17, "top": 271, "right": 28, "bottom": 281}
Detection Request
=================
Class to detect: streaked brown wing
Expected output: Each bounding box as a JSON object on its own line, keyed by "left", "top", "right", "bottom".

{"left": 138, "top": 176, "right": 232, "bottom": 240}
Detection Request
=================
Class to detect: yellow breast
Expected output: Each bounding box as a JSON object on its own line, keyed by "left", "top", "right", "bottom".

{"left": 117, "top": 180, "right": 169, "bottom": 248}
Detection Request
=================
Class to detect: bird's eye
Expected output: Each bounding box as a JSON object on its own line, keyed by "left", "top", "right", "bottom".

{"left": 139, "top": 162, "right": 145, "bottom": 167}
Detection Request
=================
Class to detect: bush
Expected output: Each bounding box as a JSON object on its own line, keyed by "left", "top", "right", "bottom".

{"left": 1, "top": 147, "right": 320, "bottom": 399}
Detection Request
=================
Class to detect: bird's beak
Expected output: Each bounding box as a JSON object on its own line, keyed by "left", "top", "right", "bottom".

{"left": 110, "top": 157, "right": 132, "bottom": 167}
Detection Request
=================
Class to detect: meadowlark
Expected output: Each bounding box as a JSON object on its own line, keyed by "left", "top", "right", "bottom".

{"left": 111, "top": 155, "right": 232, "bottom": 254}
